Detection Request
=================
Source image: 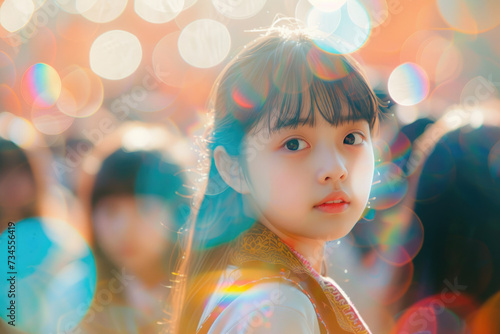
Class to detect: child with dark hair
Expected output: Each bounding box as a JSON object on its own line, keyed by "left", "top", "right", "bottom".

{"left": 167, "top": 19, "right": 386, "bottom": 334}
{"left": 79, "top": 139, "right": 191, "bottom": 333}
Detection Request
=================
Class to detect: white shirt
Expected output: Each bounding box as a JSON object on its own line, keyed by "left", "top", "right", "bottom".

{"left": 197, "top": 265, "right": 322, "bottom": 334}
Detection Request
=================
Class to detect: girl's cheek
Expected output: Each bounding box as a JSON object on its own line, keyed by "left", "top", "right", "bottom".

{"left": 353, "top": 153, "right": 374, "bottom": 202}
{"left": 254, "top": 181, "right": 272, "bottom": 211}
{"left": 242, "top": 143, "right": 257, "bottom": 163}
{"left": 269, "top": 169, "right": 304, "bottom": 207}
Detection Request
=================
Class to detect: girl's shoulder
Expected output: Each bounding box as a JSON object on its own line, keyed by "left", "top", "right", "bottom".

{"left": 198, "top": 265, "right": 321, "bottom": 334}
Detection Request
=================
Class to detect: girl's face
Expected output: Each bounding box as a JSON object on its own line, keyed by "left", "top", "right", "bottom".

{"left": 241, "top": 108, "right": 374, "bottom": 242}
{"left": 93, "top": 195, "right": 171, "bottom": 274}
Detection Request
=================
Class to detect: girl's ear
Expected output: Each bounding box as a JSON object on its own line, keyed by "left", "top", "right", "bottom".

{"left": 213, "top": 145, "right": 250, "bottom": 194}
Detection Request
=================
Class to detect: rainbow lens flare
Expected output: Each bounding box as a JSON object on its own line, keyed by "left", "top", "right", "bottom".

{"left": 388, "top": 62, "right": 429, "bottom": 106}
{"left": 306, "top": 46, "right": 350, "bottom": 81}
{"left": 437, "top": 0, "right": 500, "bottom": 34}
{"left": 370, "top": 162, "right": 408, "bottom": 211}
{"left": 21, "top": 63, "right": 61, "bottom": 108}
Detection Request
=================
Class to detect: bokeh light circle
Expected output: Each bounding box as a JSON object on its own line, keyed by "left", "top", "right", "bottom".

{"left": 460, "top": 76, "right": 498, "bottom": 112}
{"left": 295, "top": 0, "right": 313, "bottom": 23}
{"left": 437, "top": 0, "right": 500, "bottom": 34}
{"left": 0, "top": 111, "right": 15, "bottom": 139}
{"left": 373, "top": 138, "right": 392, "bottom": 164}
{"left": 395, "top": 105, "right": 419, "bottom": 125}
{"left": 153, "top": 31, "right": 193, "bottom": 87}
{"left": 422, "top": 36, "right": 462, "bottom": 84}
{"left": 370, "top": 162, "right": 408, "bottom": 210}
{"left": 0, "top": 0, "right": 34, "bottom": 32}
{"left": 307, "top": 5, "right": 342, "bottom": 37}
{"left": 365, "top": 206, "right": 424, "bottom": 266}
{"left": 178, "top": 19, "right": 231, "bottom": 69}
{"left": 21, "top": 63, "right": 62, "bottom": 109}
{"left": 388, "top": 62, "right": 430, "bottom": 106}
{"left": 0, "top": 84, "right": 22, "bottom": 116}
{"left": 90, "top": 30, "right": 143, "bottom": 80}
{"left": 134, "top": 0, "right": 185, "bottom": 24}
{"left": 212, "top": 0, "right": 267, "bottom": 19}
{"left": 358, "top": 0, "right": 388, "bottom": 28}
{"left": 390, "top": 131, "right": 412, "bottom": 171}
{"left": 308, "top": 0, "right": 346, "bottom": 12}
{"left": 81, "top": 0, "right": 128, "bottom": 24}
{"left": 76, "top": 0, "right": 99, "bottom": 13}
{"left": 184, "top": 0, "right": 198, "bottom": 10}
{"left": 347, "top": 0, "right": 370, "bottom": 29}
{"left": 57, "top": 66, "right": 104, "bottom": 118}
{"left": 312, "top": 0, "right": 371, "bottom": 54}
{"left": 7, "top": 116, "right": 37, "bottom": 148}
{"left": 393, "top": 294, "right": 477, "bottom": 334}
{"left": 33, "top": 0, "right": 48, "bottom": 10}
{"left": 54, "top": 0, "right": 82, "bottom": 14}
{"left": 0, "top": 218, "right": 96, "bottom": 334}
{"left": 31, "top": 106, "right": 75, "bottom": 135}
{"left": 400, "top": 30, "right": 463, "bottom": 86}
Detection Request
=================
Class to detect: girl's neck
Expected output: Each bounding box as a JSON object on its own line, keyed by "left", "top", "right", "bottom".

{"left": 258, "top": 220, "right": 326, "bottom": 273}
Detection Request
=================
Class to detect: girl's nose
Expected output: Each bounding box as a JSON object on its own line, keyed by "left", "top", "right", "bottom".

{"left": 317, "top": 148, "right": 348, "bottom": 184}
{"left": 111, "top": 208, "right": 136, "bottom": 236}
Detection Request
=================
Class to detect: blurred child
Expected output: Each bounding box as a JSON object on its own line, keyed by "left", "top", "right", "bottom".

{"left": 78, "top": 124, "right": 191, "bottom": 334}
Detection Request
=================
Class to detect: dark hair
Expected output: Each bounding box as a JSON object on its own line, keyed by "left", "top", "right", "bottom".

{"left": 0, "top": 138, "right": 32, "bottom": 173}
{"left": 0, "top": 138, "right": 38, "bottom": 227}
{"left": 91, "top": 148, "right": 190, "bottom": 229}
{"left": 167, "top": 21, "right": 384, "bottom": 333}
{"left": 90, "top": 148, "right": 190, "bottom": 280}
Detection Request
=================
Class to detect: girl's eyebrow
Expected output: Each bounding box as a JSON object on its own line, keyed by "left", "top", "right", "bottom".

{"left": 270, "top": 118, "right": 309, "bottom": 133}
{"left": 270, "top": 115, "right": 362, "bottom": 133}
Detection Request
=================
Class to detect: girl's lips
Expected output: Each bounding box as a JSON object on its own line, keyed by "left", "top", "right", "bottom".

{"left": 315, "top": 190, "right": 350, "bottom": 207}
{"left": 314, "top": 202, "right": 349, "bottom": 213}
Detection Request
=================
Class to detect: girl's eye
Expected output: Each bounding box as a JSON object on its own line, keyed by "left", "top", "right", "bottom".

{"left": 283, "top": 138, "right": 308, "bottom": 151}
{"left": 344, "top": 132, "right": 365, "bottom": 145}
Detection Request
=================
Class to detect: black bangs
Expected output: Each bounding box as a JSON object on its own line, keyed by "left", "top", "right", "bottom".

{"left": 264, "top": 64, "right": 380, "bottom": 135}
{"left": 258, "top": 73, "right": 379, "bottom": 137}
{"left": 222, "top": 39, "right": 380, "bottom": 138}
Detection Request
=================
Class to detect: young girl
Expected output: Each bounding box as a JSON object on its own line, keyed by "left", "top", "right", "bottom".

{"left": 77, "top": 123, "right": 192, "bottom": 334}
{"left": 167, "top": 19, "right": 383, "bottom": 334}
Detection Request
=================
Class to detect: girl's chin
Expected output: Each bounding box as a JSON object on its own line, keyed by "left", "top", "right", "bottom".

{"left": 323, "top": 226, "right": 357, "bottom": 241}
